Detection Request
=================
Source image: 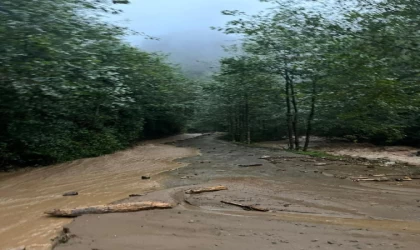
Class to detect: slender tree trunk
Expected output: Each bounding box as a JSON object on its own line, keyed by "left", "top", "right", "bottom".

{"left": 285, "top": 71, "right": 294, "bottom": 150}
{"left": 289, "top": 79, "right": 300, "bottom": 150}
{"left": 230, "top": 110, "right": 236, "bottom": 142}
{"left": 245, "top": 93, "right": 250, "bottom": 144}
{"left": 286, "top": 69, "right": 299, "bottom": 149}
{"left": 304, "top": 79, "right": 317, "bottom": 151}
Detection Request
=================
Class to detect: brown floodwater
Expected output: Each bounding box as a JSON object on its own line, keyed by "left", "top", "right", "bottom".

{"left": 0, "top": 134, "right": 200, "bottom": 250}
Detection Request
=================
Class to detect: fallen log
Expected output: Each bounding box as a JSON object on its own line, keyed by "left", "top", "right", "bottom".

{"left": 63, "top": 191, "right": 78, "bottom": 196}
{"left": 128, "top": 194, "right": 143, "bottom": 197}
{"left": 45, "top": 202, "right": 173, "bottom": 217}
{"left": 352, "top": 177, "right": 390, "bottom": 182}
{"left": 238, "top": 163, "right": 263, "bottom": 167}
{"left": 185, "top": 185, "right": 227, "bottom": 194}
{"left": 221, "top": 201, "right": 269, "bottom": 212}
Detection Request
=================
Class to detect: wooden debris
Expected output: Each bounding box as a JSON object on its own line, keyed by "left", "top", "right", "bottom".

{"left": 63, "top": 191, "right": 78, "bottom": 196}
{"left": 141, "top": 175, "right": 151, "bottom": 180}
{"left": 355, "top": 178, "right": 376, "bottom": 181}
{"left": 185, "top": 185, "right": 227, "bottom": 194}
{"left": 184, "top": 199, "right": 193, "bottom": 205}
{"left": 351, "top": 176, "right": 390, "bottom": 182}
{"left": 45, "top": 201, "right": 173, "bottom": 217}
{"left": 395, "top": 176, "right": 412, "bottom": 181}
{"left": 372, "top": 174, "right": 386, "bottom": 177}
{"left": 238, "top": 163, "right": 263, "bottom": 167}
{"left": 128, "top": 194, "right": 143, "bottom": 197}
{"left": 259, "top": 155, "right": 271, "bottom": 159}
{"left": 221, "top": 201, "right": 269, "bottom": 212}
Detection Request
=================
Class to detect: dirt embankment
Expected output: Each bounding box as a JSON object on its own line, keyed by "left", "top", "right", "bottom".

{"left": 55, "top": 134, "right": 420, "bottom": 250}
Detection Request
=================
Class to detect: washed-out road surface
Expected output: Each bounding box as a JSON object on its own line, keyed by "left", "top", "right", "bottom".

{"left": 55, "top": 134, "right": 420, "bottom": 250}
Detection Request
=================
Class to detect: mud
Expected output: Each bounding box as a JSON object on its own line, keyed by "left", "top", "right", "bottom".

{"left": 0, "top": 134, "right": 200, "bottom": 250}
{"left": 55, "top": 134, "right": 420, "bottom": 250}
{"left": 257, "top": 137, "right": 420, "bottom": 166}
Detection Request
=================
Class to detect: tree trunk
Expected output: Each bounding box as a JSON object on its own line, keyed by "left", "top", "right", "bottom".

{"left": 230, "top": 113, "right": 236, "bottom": 142}
{"left": 304, "top": 79, "right": 317, "bottom": 151}
{"left": 288, "top": 73, "right": 300, "bottom": 150}
{"left": 285, "top": 71, "right": 294, "bottom": 150}
{"left": 45, "top": 202, "right": 173, "bottom": 217}
{"left": 245, "top": 93, "right": 251, "bottom": 144}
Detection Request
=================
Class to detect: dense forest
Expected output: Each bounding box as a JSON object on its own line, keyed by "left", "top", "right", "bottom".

{"left": 0, "top": 0, "right": 419, "bottom": 168}
{"left": 193, "top": 0, "right": 420, "bottom": 150}
{"left": 0, "top": 0, "right": 195, "bottom": 167}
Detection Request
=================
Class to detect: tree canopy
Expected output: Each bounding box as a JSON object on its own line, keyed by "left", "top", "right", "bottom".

{"left": 0, "top": 0, "right": 194, "bottom": 167}
{"left": 193, "top": 0, "right": 420, "bottom": 148}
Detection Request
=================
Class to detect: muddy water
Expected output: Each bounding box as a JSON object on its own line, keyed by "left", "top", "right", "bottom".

{"left": 0, "top": 134, "right": 200, "bottom": 250}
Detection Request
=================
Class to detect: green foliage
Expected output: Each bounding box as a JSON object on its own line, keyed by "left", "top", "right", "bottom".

{"left": 0, "top": 0, "right": 194, "bottom": 168}
{"left": 197, "top": 0, "right": 420, "bottom": 147}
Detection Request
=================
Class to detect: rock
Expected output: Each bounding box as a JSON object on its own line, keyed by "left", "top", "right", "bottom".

{"left": 259, "top": 155, "right": 271, "bottom": 159}
{"left": 63, "top": 191, "right": 78, "bottom": 196}
{"left": 327, "top": 241, "right": 335, "bottom": 245}
{"left": 367, "top": 165, "right": 375, "bottom": 169}
{"left": 416, "top": 151, "right": 420, "bottom": 157}
{"left": 315, "top": 163, "right": 327, "bottom": 166}
{"left": 141, "top": 176, "right": 151, "bottom": 180}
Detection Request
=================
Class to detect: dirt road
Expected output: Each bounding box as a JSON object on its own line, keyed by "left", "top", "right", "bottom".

{"left": 56, "top": 134, "right": 420, "bottom": 250}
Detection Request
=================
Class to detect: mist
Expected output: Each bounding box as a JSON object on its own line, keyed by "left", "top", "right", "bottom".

{"left": 112, "top": 0, "right": 268, "bottom": 76}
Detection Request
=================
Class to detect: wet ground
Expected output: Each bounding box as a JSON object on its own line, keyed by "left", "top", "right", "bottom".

{"left": 56, "top": 134, "right": 420, "bottom": 250}
{"left": 0, "top": 134, "right": 200, "bottom": 250}
{"left": 257, "top": 137, "right": 420, "bottom": 166}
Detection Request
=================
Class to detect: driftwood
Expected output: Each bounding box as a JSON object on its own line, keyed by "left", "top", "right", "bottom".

{"left": 45, "top": 202, "right": 173, "bottom": 217}
{"left": 395, "top": 177, "right": 412, "bottom": 181}
{"left": 238, "top": 163, "right": 263, "bottom": 167}
{"left": 221, "top": 201, "right": 269, "bottom": 212}
{"left": 185, "top": 185, "right": 228, "bottom": 194}
{"left": 352, "top": 177, "right": 390, "bottom": 182}
{"left": 128, "top": 194, "right": 143, "bottom": 197}
{"left": 63, "top": 191, "right": 78, "bottom": 196}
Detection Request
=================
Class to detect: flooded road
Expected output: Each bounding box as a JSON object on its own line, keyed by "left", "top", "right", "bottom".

{"left": 55, "top": 134, "right": 420, "bottom": 250}
{"left": 0, "top": 134, "right": 200, "bottom": 250}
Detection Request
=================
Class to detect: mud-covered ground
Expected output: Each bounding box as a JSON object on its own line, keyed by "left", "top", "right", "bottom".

{"left": 56, "top": 134, "right": 420, "bottom": 250}
{"left": 0, "top": 134, "right": 200, "bottom": 250}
